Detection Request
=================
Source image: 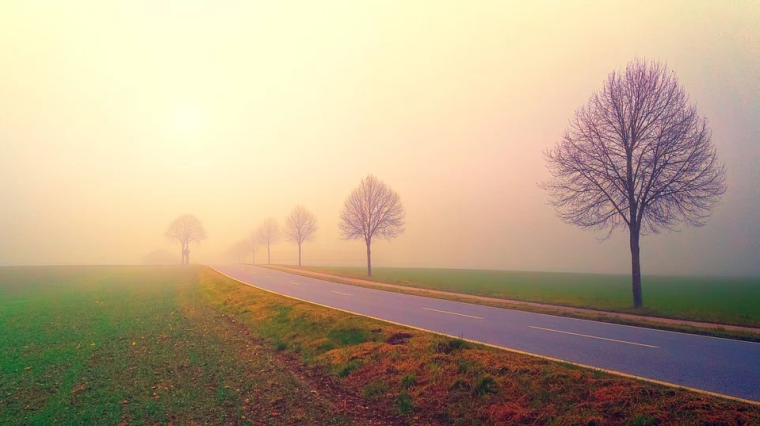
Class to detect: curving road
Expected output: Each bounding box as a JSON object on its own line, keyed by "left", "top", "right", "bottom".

{"left": 212, "top": 264, "right": 760, "bottom": 403}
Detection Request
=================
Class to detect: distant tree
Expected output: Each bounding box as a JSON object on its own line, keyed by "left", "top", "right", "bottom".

{"left": 164, "top": 214, "right": 207, "bottom": 264}
{"left": 284, "top": 205, "right": 319, "bottom": 268}
{"left": 541, "top": 59, "right": 726, "bottom": 308}
{"left": 229, "top": 239, "right": 249, "bottom": 264}
{"left": 248, "top": 231, "right": 262, "bottom": 265}
{"left": 339, "top": 175, "right": 406, "bottom": 277}
{"left": 256, "top": 218, "right": 280, "bottom": 265}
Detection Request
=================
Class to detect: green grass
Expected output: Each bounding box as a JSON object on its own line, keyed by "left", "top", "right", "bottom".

{"left": 299, "top": 266, "right": 760, "bottom": 327}
{"left": 3, "top": 265, "right": 759, "bottom": 424}
{"left": 0, "top": 266, "right": 349, "bottom": 424}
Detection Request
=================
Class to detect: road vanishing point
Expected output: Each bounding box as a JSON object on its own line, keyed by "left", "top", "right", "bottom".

{"left": 213, "top": 265, "right": 760, "bottom": 403}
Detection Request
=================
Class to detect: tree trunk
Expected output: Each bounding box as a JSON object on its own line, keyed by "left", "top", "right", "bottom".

{"left": 629, "top": 225, "right": 643, "bottom": 309}
{"left": 298, "top": 243, "right": 302, "bottom": 268}
{"left": 366, "top": 240, "right": 372, "bottom": 277}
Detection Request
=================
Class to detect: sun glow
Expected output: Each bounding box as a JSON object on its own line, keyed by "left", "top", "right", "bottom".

{"left": 167, "top": 103, "right": 204, "bottom": 140}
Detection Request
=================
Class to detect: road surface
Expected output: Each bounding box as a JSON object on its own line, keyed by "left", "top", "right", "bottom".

{"left": 212, "top": 265, "right": 760, "bottom": 403}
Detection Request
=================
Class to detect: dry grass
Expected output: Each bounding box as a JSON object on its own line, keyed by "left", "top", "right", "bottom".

{"left": 201, "top": 267, "right": 760, "bottom": 425}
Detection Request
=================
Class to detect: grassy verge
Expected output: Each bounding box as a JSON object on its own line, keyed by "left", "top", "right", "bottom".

{"left": 202, "top": 267, "right": 760, "bottom": 424}
{"left": 265, "top": 265, "right": 760, "bottom": 343}
{"left": 289, "top": 266, "right": 760, "bottom": 327}
{"left": 0, "top": 266, "right": 373, "bottom": 424}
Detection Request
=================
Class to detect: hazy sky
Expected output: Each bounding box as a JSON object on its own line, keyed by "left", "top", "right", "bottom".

{"left": 1, "top": 1, "right": 758, "bottom": 276}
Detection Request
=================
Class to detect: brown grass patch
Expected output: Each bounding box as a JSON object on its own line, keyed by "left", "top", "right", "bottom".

{"left": 201, "top": 267, "right": 760, "bottom": 424}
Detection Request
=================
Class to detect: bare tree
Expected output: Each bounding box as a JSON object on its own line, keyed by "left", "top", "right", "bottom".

{"left": 284, "top": 205, "right": 319, "bottom": 268}
{"left": 339, "top": 175, "right": 406, "bottom": 277}
{"left": 228, "top": 239, "right": 249, "bottom": 263}
{"left": 257, "top": 217, "right": 280, "bottom": 265}
{"left": 541, "top": 59, "right": 726, "bottom": 308}
{"left": 164, "top": 214, "right": 207, "bottom": 264}
{"left": 248, "top": 231, "right": 261, "bottom": 265}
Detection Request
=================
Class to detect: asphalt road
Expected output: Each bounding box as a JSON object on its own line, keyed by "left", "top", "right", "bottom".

{"left": 212, "top": 264, "right": 760, "bottom": 403}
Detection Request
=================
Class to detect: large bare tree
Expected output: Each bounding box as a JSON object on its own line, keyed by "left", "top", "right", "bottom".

{"left": 339, "top": 175, "right": 406, "bottom": 277}
{"left": 248, "top": 231, "right": 262, "bottom": 265}
{"left": 284, "top": 205, "right": 319, "bottom": 268}
{"left": 256, "top": 217, "right": 280, "bottom": 265}
{"left": 164, "top": 214, "right": 207, "bottom": 264}
{"left": 542, "top": 59, "right": 726, "bottom": 308}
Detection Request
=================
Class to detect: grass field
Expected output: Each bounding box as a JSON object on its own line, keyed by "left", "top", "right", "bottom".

{"left": 2, "top": 266, "right": 759, "bottom": 424}
{"left": 0, "top": 266, "right": 362, "bottom": 424}
{"left": 297, "top": 266, "right": 760, "bottom": 327}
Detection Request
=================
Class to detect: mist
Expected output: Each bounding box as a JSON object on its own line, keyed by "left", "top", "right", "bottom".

{"left": 1, "top": 1, "right": 758, "bottom": 276}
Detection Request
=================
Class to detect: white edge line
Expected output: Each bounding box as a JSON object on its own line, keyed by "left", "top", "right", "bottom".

{"left": 210, "top": 266, "right": 760, "bottom": 406}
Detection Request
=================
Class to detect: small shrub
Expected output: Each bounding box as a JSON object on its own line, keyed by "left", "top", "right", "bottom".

{"left": 337, "top": 359, "right": 362, "bottom": 377}
{"left": 397, "top": 392, "right": 413, "bottom": 415}
{"left": 450, "top": 338, "right": 468, "bottom": 350}
{"left": 458, "top": 360, "right": 474, "bottom": 374}
{"left": 401, "top": 374, "right": 417, "bottom": 389}
{"left": 274, "top": 338, "right": 287, "bottom": 351}
{"left": 436, "top": 338, "right": 470, "bottom": 354}
{"left": 473, "top": 375, "right": 498, "bottom": 395}
{"left": 450, "top": 378, "right": 471, "bottom": 391}
{"left": 363, "top": 379, "right": 389, "bottom": 399}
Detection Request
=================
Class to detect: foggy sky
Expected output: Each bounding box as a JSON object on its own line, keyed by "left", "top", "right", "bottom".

{"left": 1, "top": 1, "right": 758, "bottom": 276}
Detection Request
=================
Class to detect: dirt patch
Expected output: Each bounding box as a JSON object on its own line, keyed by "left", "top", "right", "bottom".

{"left": 218, "top": 313, "right": 406, "bottom": 425}
{"left": 386, "top": 333, "right": 412, "bottom": 345}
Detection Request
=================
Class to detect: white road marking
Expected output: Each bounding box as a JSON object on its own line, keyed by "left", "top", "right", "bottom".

{"left": 422, "top": 308, "right": 484, "bottom": 320}
{"left": 289, "top": 281, "right": 301, "bottom": 286}
{"left": 331, "top": 290, "right": 353, "bottom": 296}
{"left": 265, "top": 275, "right": 272, "bottom": 278}
{"left": 528, "top": 326, "right": 659, "bottom": 348}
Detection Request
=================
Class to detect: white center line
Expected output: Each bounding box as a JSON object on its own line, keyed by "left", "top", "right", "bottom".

{"left": 528, "top": 326, "right": 659, "bottom": 348}
{"left": 422, "top": 308, "right": 484, "bottom": 320}
{"left": 331, "top": 290, "right": 352, "bottom": 296}
{"left": 265, "top": 275, "right": 272, "bottom": 278}
{"left": 289, "top": 281, "right": 301, "bottom": 286}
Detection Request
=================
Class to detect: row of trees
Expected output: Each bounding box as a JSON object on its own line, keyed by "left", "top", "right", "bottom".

{"left": 228, "top": 175, "right": 406, "bottom": 275}
{"left": 231, "top": 206, "right": 319, "bottom": 267}
{"left": 163, "top": 174, "right": 406, "bottom": 274}
{"left": 166, "top": 59, "right": 726, "bottom": 309}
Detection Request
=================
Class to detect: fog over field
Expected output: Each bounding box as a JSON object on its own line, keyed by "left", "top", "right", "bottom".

{"left": 1, "top": 1, "right": 758, "bottom": 276}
